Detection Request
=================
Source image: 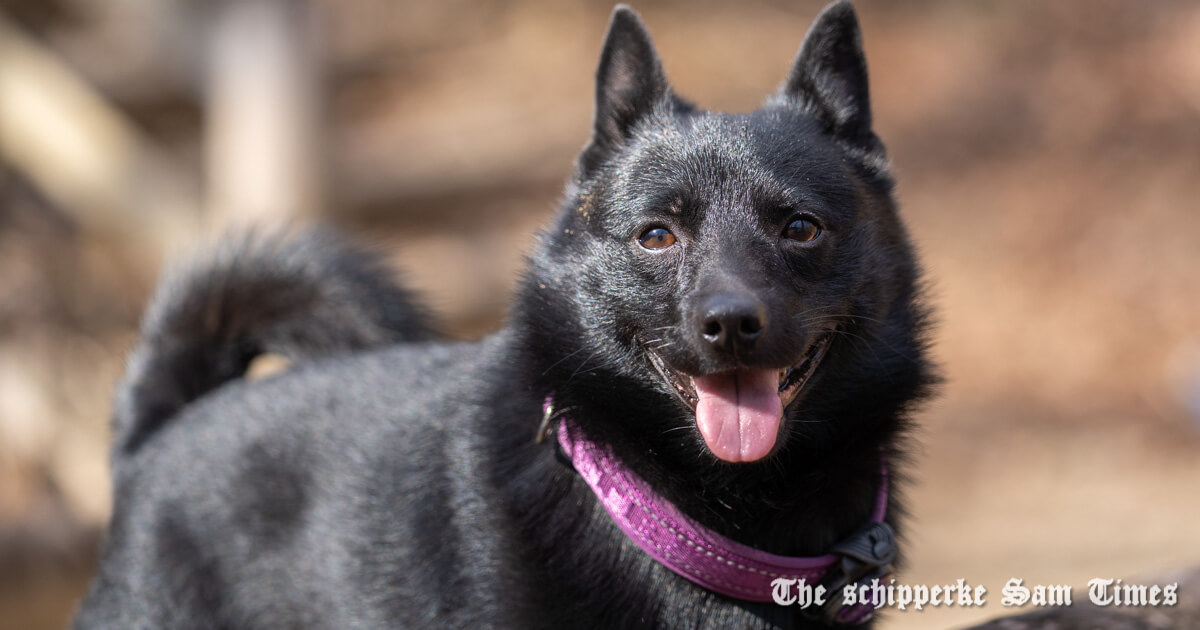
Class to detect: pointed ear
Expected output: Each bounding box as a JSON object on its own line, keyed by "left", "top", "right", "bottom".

{"left": 578, "top": 6, "right": 669, "bottom": 175}
{"left": 778, "top": 1, "right": 876, "bottom": 150}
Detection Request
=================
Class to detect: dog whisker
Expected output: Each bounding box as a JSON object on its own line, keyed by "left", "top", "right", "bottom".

{"left": 541, "top": 346, "right": 588, "bottom": 376}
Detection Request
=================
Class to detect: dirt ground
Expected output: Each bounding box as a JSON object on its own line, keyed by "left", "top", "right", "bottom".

{"left": 1, "top": 2, "right": 1199, "bottom": 629}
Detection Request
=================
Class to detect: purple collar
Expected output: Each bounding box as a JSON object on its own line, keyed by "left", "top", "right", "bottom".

{"left": 554, "top": 415, "right": 890, "bottom": 624}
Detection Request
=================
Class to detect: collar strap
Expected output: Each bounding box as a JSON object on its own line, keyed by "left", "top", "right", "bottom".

{"left": 554, "top": 414, "right": 892, "bottom": 624}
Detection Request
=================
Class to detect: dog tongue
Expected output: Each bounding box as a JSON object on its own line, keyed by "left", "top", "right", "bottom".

{"left": 693, "top": 369, "right": 783, "bottom": 463}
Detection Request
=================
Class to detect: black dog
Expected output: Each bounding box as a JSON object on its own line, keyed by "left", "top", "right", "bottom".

{"left": 74, "top": 2, "right": 933, "bottom": 628}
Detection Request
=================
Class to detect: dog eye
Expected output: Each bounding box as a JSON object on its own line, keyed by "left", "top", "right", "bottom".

{"left": 783, "top": 218, "right": 822, "bottom": 243}
{"left": 638, "top": 227, "right": 677, "bottom": 249}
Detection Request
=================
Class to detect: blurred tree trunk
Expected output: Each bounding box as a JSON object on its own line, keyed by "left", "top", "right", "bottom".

{"left": 0, "top": 15, "right": 197, "bottom": 264}
{"left": 204, "top": 0, "right": 326, "bottom": 228}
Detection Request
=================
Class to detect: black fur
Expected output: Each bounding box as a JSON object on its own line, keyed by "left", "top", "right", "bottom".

{"left": 113, "top": 230, "right": 433, "bottom": 455}
{"left": 75, "top": 3, "right": 934, "bottom": 629}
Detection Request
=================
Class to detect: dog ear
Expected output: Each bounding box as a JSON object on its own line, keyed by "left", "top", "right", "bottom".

{"left": 578, "top": 5, "right": 669, "bottom": 176}
{"left": 777, "top": 1, "right": 878, "bottom": 152}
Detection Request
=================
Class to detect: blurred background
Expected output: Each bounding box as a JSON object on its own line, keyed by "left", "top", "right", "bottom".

{"left": 1, "top": 1, "right": 1199, "bottom": 628}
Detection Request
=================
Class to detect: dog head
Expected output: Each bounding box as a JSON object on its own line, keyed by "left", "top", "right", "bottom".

{"left": 522, "top": 2, "right": 928, "bottom": 466}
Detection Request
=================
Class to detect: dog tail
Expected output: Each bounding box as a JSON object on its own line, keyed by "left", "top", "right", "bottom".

{"left": 112, "top": 230, "right": 432, "bottom": 454}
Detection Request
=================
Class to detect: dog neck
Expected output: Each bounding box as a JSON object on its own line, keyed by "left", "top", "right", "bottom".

{"left": 550, "top": 411, "right": 893, "bottom": 624}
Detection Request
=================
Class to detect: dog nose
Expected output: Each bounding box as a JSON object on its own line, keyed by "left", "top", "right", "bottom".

{"left": 698, "top": 293, "right": 766, "bottom": 353}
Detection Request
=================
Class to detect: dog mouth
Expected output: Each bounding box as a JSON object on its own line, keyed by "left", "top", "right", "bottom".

{"left": 643, "top": 333, "right": 832, "bottom": 463}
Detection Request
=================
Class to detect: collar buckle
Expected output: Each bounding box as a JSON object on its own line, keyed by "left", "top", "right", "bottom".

{"left": 810, "top": 521, "right": 896, "bottom": 625}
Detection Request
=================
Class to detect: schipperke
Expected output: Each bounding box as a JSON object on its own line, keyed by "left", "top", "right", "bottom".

{"left": 74, "top": 2, "right": 934, "bottom": 628}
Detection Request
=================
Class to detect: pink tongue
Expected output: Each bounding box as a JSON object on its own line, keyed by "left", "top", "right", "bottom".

{"left": 693, "top": 369, "right": 783, "bottom": 463}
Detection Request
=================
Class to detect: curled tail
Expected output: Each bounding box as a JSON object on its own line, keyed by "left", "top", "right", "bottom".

{"left": 113, "top": 230, "right": 432, "bottom": 454}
